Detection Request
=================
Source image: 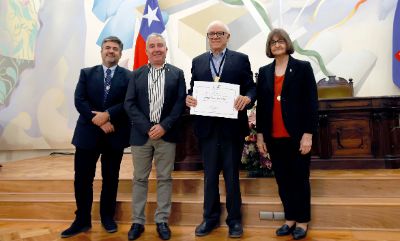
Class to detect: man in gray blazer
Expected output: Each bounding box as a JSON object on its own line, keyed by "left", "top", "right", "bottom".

{"left": 124, "top": 33, "right": 186, "bottom": 241}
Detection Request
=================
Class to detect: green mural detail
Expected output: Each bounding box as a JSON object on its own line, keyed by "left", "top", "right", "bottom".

{"left": 0, "top": 55, "right": 34, "bottom": 105}
{"left": 222, "top": 0, "right": 244, "bottom": 6}
{"left": 250, "top": 0, "right": 273, "bottom": 30}
{"left": 293, "top": 41, "right": 331, "bottom": 76}
{"left": 223, "top": 0, "right": 329, "bottom": 76}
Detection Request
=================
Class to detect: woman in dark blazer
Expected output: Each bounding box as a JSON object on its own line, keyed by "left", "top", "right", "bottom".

{"left": 256, "top": 28, "right": 318, "bottom": 240}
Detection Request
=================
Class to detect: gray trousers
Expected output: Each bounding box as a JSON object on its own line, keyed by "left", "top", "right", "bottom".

{"left": 131, "top": 139, "right": 175, "bottom": 224}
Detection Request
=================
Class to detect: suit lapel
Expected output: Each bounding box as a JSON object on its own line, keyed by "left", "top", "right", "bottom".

{"left": 201, "top": 52, "right": 213, "bottom": 82}
{"left": 94, "top": 65, "right": 105, "bottom": 100}
{"left": 282, "top": 56, "right": 296, "bottom": 96}
{"left": 218, "top": 49, "right": 230, "bottom": 83}
{"left": 110, "top": 65, "right": 122, "bottom": 88}
{"left": 106, "top": 65, "right": 124, "bottom": 101}
{"left": 140, "top": 66, "right": 150, "bottom": 118}
{"left": 265, "top": 60, "right": 275, "bottom": 93}
{"left": 163, "top": 64, "right": 171, "bottom": 102}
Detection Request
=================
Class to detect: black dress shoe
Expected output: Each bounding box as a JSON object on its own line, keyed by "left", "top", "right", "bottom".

{"left": 101, "top": 218, "right": 118, "bottom": 233}
{"left": 195, "top": 221, "right": 220, "bottom": 236}
{"left": 128, "top": 223, "right": 144, "bottom": 240}
{"left": 292, "top": 226, "right": 308, "bottom": 240}
{"left": 228, "top": 222, "right": 243, "bottom": 238}
{"left": 156, "top": 222, "right": 171, "bottom": 240}
{"left": 275, "top": 224, "right": 296, "bottom": 236}
{"left": 60, "top": 220, "right": 91, "bottom": 238}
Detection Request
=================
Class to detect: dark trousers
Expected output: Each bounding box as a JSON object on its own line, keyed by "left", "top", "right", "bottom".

{"left": 74, "top": 146, "right": 124, "bottom": 223}
{"left": 199, "top": 130, "right": 243, "bottom": 226}
{"left": 269, "top": 138, "right": 311, "bottom": 223}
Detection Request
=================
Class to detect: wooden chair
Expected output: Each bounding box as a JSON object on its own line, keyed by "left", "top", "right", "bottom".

{"left": 317, "top": 76, "right": 354, "bottom": 99}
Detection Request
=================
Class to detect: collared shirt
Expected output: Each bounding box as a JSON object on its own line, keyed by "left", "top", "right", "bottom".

{"left": 209, "top": 48, "right": 227, "bottom": 79}
{"left": 102, "top": 65, "right": 117, "bottom": 81}
{"left": 148, "top": 63, "right": 166, "bottom": 123}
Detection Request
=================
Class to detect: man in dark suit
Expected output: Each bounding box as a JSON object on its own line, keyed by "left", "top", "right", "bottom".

{"left": 124, "top": 33, "right": 186, "bottom": 241}
{"left": 186, "top": 20, "right": 256, "bottom": 238}
{"left": 61, "top": 36, "right": 131, "bottom": 238}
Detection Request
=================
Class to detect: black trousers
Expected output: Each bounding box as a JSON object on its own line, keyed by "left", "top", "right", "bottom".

{"left": 74, "top": 146, "right": 124, "bottom": 223}
{"left": 199, "top": 129, "right": 243, "bottom": 226}
{"left": 269, "top": 137, "right": 311, "bottom": 223}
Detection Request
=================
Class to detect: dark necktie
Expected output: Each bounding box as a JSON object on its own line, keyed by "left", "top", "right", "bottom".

{"left": 104, "top": 68, "right": 111, "bottom": 102}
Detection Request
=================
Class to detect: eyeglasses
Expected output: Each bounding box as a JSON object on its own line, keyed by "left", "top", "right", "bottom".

{"left": 270, "top": 39, "right": 286, "bottom": 46}
{"left": 207, "top": 31, "right": 226, "bottom": 38}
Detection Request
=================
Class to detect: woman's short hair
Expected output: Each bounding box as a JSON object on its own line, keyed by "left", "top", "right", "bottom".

{"left": 265, "top": 28, "right": 294, "bottom": 58}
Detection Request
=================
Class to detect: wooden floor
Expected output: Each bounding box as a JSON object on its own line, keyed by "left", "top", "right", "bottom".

{"left": 1, "top": 221, "right": 400, "bottom": 241}
{"left": 1, "top": 155, "right": 400, "bottom": 240}
{"left": 2, "top": 154, "right": 400, "bottom": 180}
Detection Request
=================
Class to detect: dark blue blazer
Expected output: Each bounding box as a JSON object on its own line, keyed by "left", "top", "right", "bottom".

{"left": 188, "top": 49, "right": 256, "bottom": 139}
{"left": 72, "top": 65, "right": 131, "bottom": 150}
{"left": 124, "top": 64, "right": 186, "bottom": 146}
{"left": 256, "top": 56, "right": 318, "bottom": 142}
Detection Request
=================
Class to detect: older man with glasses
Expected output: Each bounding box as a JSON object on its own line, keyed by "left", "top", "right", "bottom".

{"left": 186, "top": 20, "right": 256, "bottom": 238}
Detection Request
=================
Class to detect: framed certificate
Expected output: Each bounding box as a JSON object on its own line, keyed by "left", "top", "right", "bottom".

{"left": 190, "top": 81, "right": 239, "bottom": 119}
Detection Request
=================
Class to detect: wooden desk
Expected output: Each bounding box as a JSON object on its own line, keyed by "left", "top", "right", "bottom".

{"left": 175, "top": 96, "right": 400, "bottom": 170}
{"left": 313, "top": 96, "right": 400, "bottom": 169}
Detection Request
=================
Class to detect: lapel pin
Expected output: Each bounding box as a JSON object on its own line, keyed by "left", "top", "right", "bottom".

{"left": 289, "top": 68, "right": 292, "bottom": 72}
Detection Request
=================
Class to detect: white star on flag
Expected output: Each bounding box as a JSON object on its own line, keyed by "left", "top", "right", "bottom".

{"left": 143, "top": 6, "right": 160, "bottom": 27}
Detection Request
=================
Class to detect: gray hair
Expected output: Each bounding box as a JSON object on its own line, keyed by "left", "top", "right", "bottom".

{"left": 206, "top": 20, "right": 230, "bottom": 34}
{"left": 146, "top": 33, "right": 166, "bottom": 49}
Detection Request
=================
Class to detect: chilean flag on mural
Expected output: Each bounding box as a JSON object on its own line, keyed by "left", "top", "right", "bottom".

{"left": 394, "top": 0, "right": 400, "bottom": 88}
{"left": 133, "top": 0, "right": 165, "bottom": 69}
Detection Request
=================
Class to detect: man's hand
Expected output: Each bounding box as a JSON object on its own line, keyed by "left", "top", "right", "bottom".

{"left": 299, "top": 133, "right": 313, "bottom": 155}
{"left": 148, "top": 124, "right": 166, "bottom": 140}
{"left": 100, "top": 122, "right": 115, "bottom": 134}
{"left": 92, "top": 111, "right": 110, "bottom": 126}
{"left": 186, "top": 95, "right": 197, "bottom": 107}
{"left": 234, "top": 95, "right": 251, "bottom": 111}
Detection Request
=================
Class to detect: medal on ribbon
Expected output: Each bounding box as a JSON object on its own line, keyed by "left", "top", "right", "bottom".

{"left": 210, "top": 50, "right": 227, "bottom": 83}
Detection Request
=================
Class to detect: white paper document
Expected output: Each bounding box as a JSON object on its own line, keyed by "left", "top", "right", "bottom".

{"left": 190, "top": 81, "right": 239, "bottom": 119}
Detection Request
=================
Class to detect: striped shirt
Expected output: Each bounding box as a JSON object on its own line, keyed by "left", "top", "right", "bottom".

{"left": 148, "top": 64, "right": 166, "bottom": 123}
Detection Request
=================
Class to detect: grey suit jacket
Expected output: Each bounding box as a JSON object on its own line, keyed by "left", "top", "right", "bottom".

{"left": 124, "top": 63, "right": 186, "bottom": 146}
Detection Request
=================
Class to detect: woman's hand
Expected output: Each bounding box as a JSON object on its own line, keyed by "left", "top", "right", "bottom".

{"left": 256, "top": 133, "right": 268, "bottom": 155}
{"left": 299, "top": 133, "right": 313, "bottom": 155}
